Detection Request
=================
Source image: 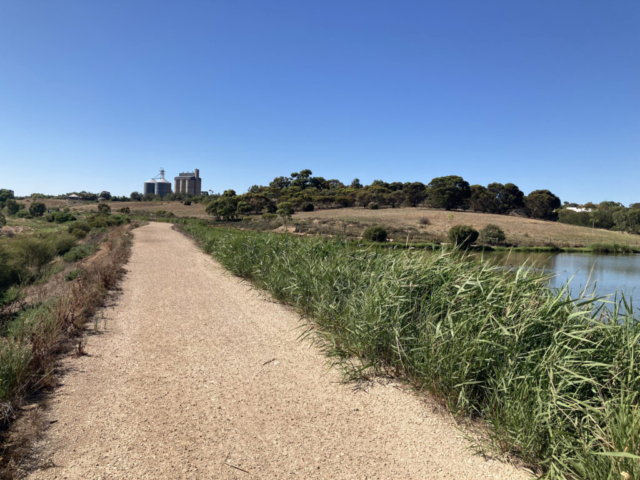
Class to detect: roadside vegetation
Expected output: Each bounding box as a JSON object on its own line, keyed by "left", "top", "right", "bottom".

{"left": 0, "top": 190, "right": 136, "bottom": 473}
{"left": 175, "top": 220, "right": 640, "bottom": 480}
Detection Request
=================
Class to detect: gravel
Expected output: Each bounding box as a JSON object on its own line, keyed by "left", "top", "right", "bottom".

{"left": 26, "top": 222, "right": 530, "bottom": 479}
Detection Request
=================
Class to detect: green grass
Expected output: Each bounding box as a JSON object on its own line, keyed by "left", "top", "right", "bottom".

{"left": 177, "top": 221, "right": 640, "bottom": 480}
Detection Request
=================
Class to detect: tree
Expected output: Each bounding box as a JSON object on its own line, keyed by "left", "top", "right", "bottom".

{"left": 469, "top": 185, "right": 491, "bottom": 212}
{"left": 276, "top": 202, "right": 294, "bottom": 226}
{"left": 99, "top": 191, "right": 112, "bottom": 200}
{"left": 236, "top": 201, "right": 252, "bottom": 216}
{"left": 6, "top": 199, "right": 20, "bottom": 215}
{"left": 97, "top": 203, "right": 111, "bottom": 215}
{"left": 427, "top": 176, "right": 471, "bottom": 210}
{"left": 350, "top": 178, "right": 363, "bottom": 189}
{"left": 486, "top": 183, "right": 525, "bottom": 214}
{"left": 29, "top": 201, "right": 46, "bottom": 217}
{"left": 223, "top": 189, "right": 237, "bottom": 197}
{"left": 269, "top": 176, "right": 291, "bottom": 190}
{"left": 0, "top": 189, "right": 14, "bottom": 205}
{"left": 525, "top": 190, "right": 561, "bottom": 221}
{"left": 130, "top": 191, "right": 142, "bottom": 201}
{"left": 402, "top": 182, "right": 427, "bottom": 207}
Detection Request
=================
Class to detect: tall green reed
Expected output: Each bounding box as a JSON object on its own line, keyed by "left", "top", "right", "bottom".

{"left": 179, "top": 222, "right": 640, "bottom": 479}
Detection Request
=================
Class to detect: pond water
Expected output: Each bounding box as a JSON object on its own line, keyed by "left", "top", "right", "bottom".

{"left": 482, "top": 251, "right": 640, "bottom": 302}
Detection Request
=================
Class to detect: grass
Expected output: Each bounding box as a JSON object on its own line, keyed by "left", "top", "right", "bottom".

{"left": 177, "top": 221, "right": 640, "bottom": 480}
{"left": 0, "top": 225, "right": 132, "bottom": 440}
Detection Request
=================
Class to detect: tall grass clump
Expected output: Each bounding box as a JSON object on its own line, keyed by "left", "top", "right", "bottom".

{"left": 178, "top": 221, "right": 640, "bottom": 480}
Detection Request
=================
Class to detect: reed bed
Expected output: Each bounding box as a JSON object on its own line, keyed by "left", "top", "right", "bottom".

{"left": 178, "top": 221, "right": 640, "bottom": 480}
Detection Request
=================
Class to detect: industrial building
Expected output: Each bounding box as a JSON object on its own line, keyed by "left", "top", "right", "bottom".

{"left": 143, "top": 169, "right": 173, "bottom": 197}
{"left": 174, "top": 169, "right": 202, "bottom": 195}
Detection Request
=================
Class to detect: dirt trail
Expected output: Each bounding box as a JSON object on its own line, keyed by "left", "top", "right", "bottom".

{"left": 26, "top": 222, "right": 529, "bottom": 479}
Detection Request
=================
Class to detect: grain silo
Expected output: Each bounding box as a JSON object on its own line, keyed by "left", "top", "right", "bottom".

{"left": 143, "top": 168, "right": 173, "bottom": 197}
{"left": 155, "top": 170, "right": 172, "bottom": 197}
{"left": 143, "top": 178, "right": 157, "bottom": 195}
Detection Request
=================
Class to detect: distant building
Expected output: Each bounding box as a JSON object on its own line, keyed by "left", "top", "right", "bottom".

{"left": 68, "top": 194, "right": 80, "bottom": 200}
{"left": 174, "top": 169, "right": 202, "bottom": 195}
{"left": 566, "top": 207, "right": 593, "bottom": 213}
{"left": 143, "top": 169, "right": 173, "bottom": 197}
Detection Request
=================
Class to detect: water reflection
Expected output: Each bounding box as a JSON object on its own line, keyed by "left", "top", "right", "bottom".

{"left": 482, "top": 251, "right": 640, "bottom": 300}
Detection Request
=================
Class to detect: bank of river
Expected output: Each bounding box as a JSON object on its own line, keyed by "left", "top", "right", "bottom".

{"left": 483, "top": 251, "right": 640, "bottom": 301}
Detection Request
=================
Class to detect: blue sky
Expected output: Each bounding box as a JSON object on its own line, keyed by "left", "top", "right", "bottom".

{"left": 1, "top": 1, "right": 638, "bottom": 204}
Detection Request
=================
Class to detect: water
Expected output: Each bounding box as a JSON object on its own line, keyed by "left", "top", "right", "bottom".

{"left": 482, "top": 251, "right": 640, "bottom": 302}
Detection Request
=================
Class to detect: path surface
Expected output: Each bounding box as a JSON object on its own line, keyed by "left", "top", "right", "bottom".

{"left": 27, "top": 222, "right": 529, "bottom": 479}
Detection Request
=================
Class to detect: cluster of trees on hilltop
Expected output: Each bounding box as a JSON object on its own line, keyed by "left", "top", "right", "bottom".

{"left": 200, "top": 169, "right": 567, "bottom": 223}
{"left": 558, "top": 201, "right": 640, "bottom": 233}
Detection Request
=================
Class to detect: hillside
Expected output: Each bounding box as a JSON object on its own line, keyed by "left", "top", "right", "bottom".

{"left": 60, "top": 199, "right": 640, "bottom": 249}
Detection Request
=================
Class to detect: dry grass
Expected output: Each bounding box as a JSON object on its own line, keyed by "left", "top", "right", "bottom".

{"left": 295, "top": 207, "right": 640, "bottom": 248}
{"left": 70, "top": 201, "right": 209, "bottom": 218}
{"left": 61, "top": 199, "right": 640, "bottom": 247}
{"left": 0, "top": 225, "right": 133, "bottom": 476}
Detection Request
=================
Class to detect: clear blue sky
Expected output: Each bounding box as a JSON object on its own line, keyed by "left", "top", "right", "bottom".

{"left": 1, "top": 1, "right": 638, "bottom": 204}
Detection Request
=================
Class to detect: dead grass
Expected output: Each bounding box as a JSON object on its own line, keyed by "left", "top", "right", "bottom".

{"left": 70, "top": 200, "right": 209, "bottom": 218}
{"left": 0, "top": 225, "right": 134, "bottom": 477}
{"left": 294, "top": 207, "right": 640, "bottom": 248}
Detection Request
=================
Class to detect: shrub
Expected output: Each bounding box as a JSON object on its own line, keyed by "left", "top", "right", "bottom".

{"left": 242, "top": 216, "right": 252, "bottom": 222}
{"left": 49, "top": 233, "right": 77, "bottom": 255}
{"left": 28, "top": 202, "right": 46, "bottom": 217}
{"left": 183, "top": 200, "right": 191, "bottom": 206}
{"left": 362, "top": 225, "right": 387, "bottom": 242}
{"left": 418, "top": 216, "right": 430, "bottom": 225}
{"left": 480, "top": 224, "right": 506, "bottom": 245}
{"left": 63, "top": 245, "right": 95, "bottom": 262}
{"left": 6, "top": 199, "right": 20, "bottom": 215}
{"left": 45, "top": 212, "right": 76, "bottom": 223}
{"left": 9, "top": 237, "right": 56, "bottom": 275}
{"left": 15, "top": 210, "right": 32, "bottom": 219}
{"left": 448, "top": 225, "right": 479, "bottom": 248}
{"left": 71, "top": 228, "right": 87, "bottom": 239}
{"left": 65, "top": 269, "right": 82, "bottom": 281}
{"left": 88, "top": 215, "right": 109, "bottom": 229}
{"left": 119, "top": 207, "right": 131, "bottom": 214}
{"left": 368, "top": 202, "right": 379, "bottom": 210}
{"left": 262, "top": 213, "right": 277, "bottom": 223}
{"left": 97, "top": 203, "right": 111, "bottom": 215}
{"left": 67, "top": 221, "right": 91, "bottom": 234}
{"left": 0, "top": 212, "right": 5, "bottom": 227}
{"left": 301, "top": 202, "right": 315, "bottom": 212}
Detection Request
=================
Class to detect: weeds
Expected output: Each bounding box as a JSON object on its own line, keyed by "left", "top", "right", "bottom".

{"left": 178, "top": 222, "right": 640, "bottom": 480}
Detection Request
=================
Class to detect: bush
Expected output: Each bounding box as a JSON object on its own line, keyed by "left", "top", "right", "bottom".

{"left": 362, "top": 225, "right": 387, "bottom": 242}
{"left": 45, "top": 212, "right": 76, "bottom": 223}
{"left": 448, "top": 225, "right": 479, "bottom": 248}
{"left": 49, "top": 233, "right": 78, "bottom": 255}
{"left": 65, "top": 269, "right": 82, "bottom": 281}
{"left": 368, "top": 202, "right": 379, "bottom": 210}
{"left": 28, "top": 202, "right": 46, "bottom": 217}
{"left": 15, "top": 210, "right": 32, "bottom": 219}
{"left": 88, "top": 215, "right": 109, "bottom": 229}
{"left": 63, "top": 245, "right": 96, "bottom": 262}
{"left": 242, "top": 216, "right": 252, "bottom": 222}
{"left": 67, "top": 221, "right": 91, "bottom": 234}
{"left": 480, "top": 224, "right": 506, "bottom": 245}
{"left": 301, "top": 202, "right": 315, "bottom": 212}
{"left": 71, "top": 228, "right": 87, "bottom": 239}
{"left": 9, "top": 237, "right": 56, "bottom": 275}
{"left": 6, "top": 199, "right": 20, "bottom": 215}
{"left": 97, "top": 203, "right": 111, "bottom": 215}
{"left": 0, "top": 212, "right": 5, "bottom": 227}
{"left": 183, "top": 200, "right": 191, "bottom": 206}
{"left": 418, "top": 217, "right": 430, "bottom": 225}
{"left": 119, "top": 207, "right": 131, "bottom": 214}
{"left": 262, "top": 213, "right": 277, "bottom": 223}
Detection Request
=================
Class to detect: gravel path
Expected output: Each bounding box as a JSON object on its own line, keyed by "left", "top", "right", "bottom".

{"left": 26, "top": 222, "right": 530, "bottom": 479}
